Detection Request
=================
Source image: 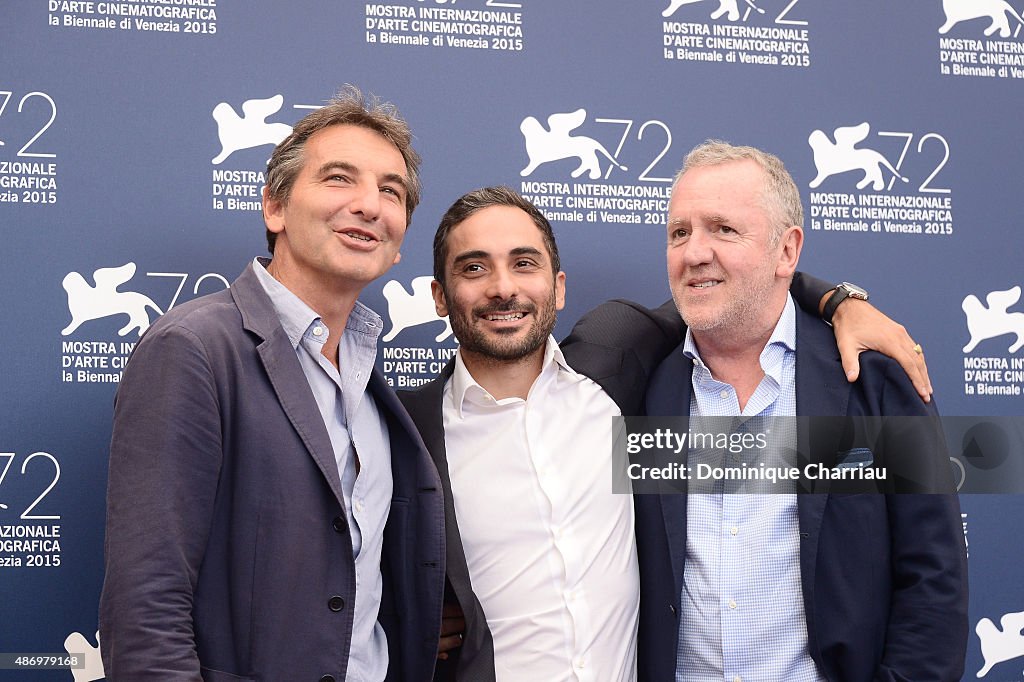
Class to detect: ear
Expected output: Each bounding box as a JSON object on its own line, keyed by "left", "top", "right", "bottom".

{"left": 554, "top": 271, "right": 567, "bottom": 311}
{"left": 263, "top": 186, "right": 285, "bottom": 236}
{"left": 431, "top": 279, "right": 449, "bottom": 318}
{"left": 775, "top": 226, "right": 803, "bottom": 279}
{"left": 392, "top": 251, "right": 402, "bottom": 266}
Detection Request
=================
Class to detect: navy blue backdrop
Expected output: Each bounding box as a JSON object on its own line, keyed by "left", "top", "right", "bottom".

{"left": 2, "top": 1, "right": 1023, "bottom": 679}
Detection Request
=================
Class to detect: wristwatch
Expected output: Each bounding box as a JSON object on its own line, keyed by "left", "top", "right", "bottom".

{"left": 822, "top": 282, "right": 869, "bottom": 326}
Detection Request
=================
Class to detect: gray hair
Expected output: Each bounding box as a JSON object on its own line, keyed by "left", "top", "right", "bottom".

{"left": 673, "top": 140, "right": 802, "bottom": 245}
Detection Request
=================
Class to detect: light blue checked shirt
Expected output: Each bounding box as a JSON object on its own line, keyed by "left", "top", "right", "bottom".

{"left": 676, "top": 295, "right": 824, "bottom": 682}
{"left": 254, "top": 258, "right": 391, "bottom": 682}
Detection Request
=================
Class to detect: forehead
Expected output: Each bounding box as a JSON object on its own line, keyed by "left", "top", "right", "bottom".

{"left": 669, "top": 159, "right": 766, "bottom": 219}
{"left": 301, "top": 124, "right": 405, "bottom": 173}
{"left": 447, "top": 205, "right": 547, "bottom": 255}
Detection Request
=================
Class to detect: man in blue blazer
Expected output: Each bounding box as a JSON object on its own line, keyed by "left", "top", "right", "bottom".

{"left": 635, "top": 141, "right": 967, "bottom": 681}
{"left": 99, "top": 88, "right": 445, "bottom": 681}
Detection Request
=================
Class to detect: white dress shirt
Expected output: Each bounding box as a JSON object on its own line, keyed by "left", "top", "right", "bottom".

{"left": 442, "top": 336, "right": 638, "bottom": 682}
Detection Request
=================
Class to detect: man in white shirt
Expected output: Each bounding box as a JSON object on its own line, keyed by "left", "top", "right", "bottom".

{"left": 398, "top": 186, "right": 935, "bottom": 682}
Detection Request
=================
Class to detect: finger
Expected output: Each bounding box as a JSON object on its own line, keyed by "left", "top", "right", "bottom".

{"left": 895, "top": 343, "right": 931, "bottom": 403}
{"left": 915, "top": 346, "right": 933, "bottom": 396}
{"left": 836, "top": 337, "right": 861, "bottom": 383}
{"left": 438, "top": 634, "right": 464, "bottom": 654}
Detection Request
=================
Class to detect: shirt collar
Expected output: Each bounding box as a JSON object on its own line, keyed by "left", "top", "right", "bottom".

{"left": 683, "top": 294, "right": 796, "bottom": 384}
{"left": 252, "top": 257, "right": 383, "bottom": 349}
{"left": 448, "top": 335, "right": 571, "bottom": 419}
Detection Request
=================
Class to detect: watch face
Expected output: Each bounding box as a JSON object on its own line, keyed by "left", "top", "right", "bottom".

{"left": 841, "top": 282, "right": 869, "bottom": 299}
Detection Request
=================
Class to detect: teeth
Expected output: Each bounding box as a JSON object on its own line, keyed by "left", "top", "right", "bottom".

{"left": 344, "top": 232, "right": 372, "bottom": 241}
{"left": 693, "top": 281, "right": 719, "bottom": 289}
{"left": 486, "top": 313, "right": 525, "bottom": 321}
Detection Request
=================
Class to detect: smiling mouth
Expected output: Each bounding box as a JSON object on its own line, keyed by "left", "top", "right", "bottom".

{"left": 335, "top": 227, "right": 381, "bottom": 244}
{"left": 484, "top": 312, "right": 527, "bottom": 321}
{"left": 691, "top": 280, "right": 721, "bottom": 289}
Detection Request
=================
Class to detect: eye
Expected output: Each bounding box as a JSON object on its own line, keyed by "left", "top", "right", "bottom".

{"left": 380, "top": 185, "right": 402, "bottom": 198}
{"left": 720, "top": 225, "right": 736, "bottom": 234}
{"left": 669, "top": 227, "right": 689, "bottom": 241}
{"left": 514, "top": 258, "right": 539, "bottom": 269}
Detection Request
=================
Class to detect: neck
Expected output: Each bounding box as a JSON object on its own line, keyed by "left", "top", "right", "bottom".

{"left": 459, "top": 345, "right": 547, "bottom": 401}
{"left": 266, "top": 258, "right": 359, "bottom": 369}
{"left": 691, "top": 323, "right": 775, "bottom": 412}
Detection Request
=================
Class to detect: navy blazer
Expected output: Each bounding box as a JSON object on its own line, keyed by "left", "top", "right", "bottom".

{"left": 636, "top": 304, "right": 969, "bottom": 682}
{"left": 100, "top": 263, "right": 446, "bottom": 681}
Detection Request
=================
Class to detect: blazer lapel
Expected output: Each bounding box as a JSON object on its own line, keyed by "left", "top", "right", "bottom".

{"left": 794, "top": 306, "right": 851, "bottom": 661}
{"left": 645, "top": 347, "right": 693, "bottom": 598}
{"left": 230, "top": 264, "right": 345, "bottom": 507}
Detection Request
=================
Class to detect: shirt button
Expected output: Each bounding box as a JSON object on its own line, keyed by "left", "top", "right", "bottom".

{"left": 332, "top": 516, "right": 346, "bottom": 533}
{"left": 734, "top": 677, "right": 742, "bottom": 682}
{"left": 355, "top": 499, "right": 365, "bottom": 513}
{"left": 729, "top": 599, "right": 737, "bottom": 610}
{"left": 720, "top": 389, "right": 729, "bottom": 399}
{"left": 312, "top": 326, "right": 324, "bottom": 336}
{"left": 730, "top": 526, "right": 739, "bottom": 536}
{"left": 575, "top": 659, "right": 585, "bottom": 669}
{"left": 328, "top": 596, "right": 346, "bottom": 612}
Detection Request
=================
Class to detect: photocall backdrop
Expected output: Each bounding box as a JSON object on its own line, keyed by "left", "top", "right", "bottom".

{"left": 2, "top": 1, "right": 1023, "bottom": 679}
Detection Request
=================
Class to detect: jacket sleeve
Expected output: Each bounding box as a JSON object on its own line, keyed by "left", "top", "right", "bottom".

{"left": 99, "top": 322, "right": 223, "bottom": 680}
{"left": 560, "top": 271, "right": 833, "bottom": 405}
{"left": 861, "top": 355, "right": 969, "bottom": 682}
{"left": 791, "top": 271, "right": 835, "bottom": 318}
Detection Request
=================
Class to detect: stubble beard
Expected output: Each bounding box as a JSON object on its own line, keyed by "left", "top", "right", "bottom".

{"left": 447, "top": 289, "right": 558, "bottom": 363}
{"left": 672, "top": 262, "right": 778, "bottom": 337}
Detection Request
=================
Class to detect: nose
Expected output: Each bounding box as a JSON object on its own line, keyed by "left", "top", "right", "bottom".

{"left": 484, "top": 265, "right": 518, "bottom": 300}
{"left": 348, "top": 180, "right": 382, "bottom": 221}
{"left": 681, "top": 228, "right": 714, "bottom": 267}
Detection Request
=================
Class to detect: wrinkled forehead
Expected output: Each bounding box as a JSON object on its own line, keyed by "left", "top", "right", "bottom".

{"left": 672, "top": 161, "right": 771, "bottom": 213}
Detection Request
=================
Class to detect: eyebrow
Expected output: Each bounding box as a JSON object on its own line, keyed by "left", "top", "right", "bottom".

{"left": 451, "top": 246, "right": 544, "bottom": 267}
{"left": 316, "top": 161, "right": 357, "bottom": 177}
{"left": 315, "top": 162, "right": 410, "bottom": 197}
{"left": 668, "top": 212, "right": 730, "bottom": 226}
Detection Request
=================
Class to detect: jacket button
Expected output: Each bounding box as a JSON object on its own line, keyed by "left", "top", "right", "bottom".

{"left": 670, "top": 604, "right": 677, "bottom": 616}
{"left": 332, "top": 516, "right": 346, "bottom": 533}
{"left": 328, "top": 596, "right": 346, "bottom": 612}
{"left": 320, "top": 676, "right": 336, "bottom": 682}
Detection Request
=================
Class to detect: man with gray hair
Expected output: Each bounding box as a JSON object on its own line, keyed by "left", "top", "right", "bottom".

{"left": 635, "top": 141, "right": 968, "bottom": 681}
{"left": 100, "top": 87, "right": 445, "bottom": 681}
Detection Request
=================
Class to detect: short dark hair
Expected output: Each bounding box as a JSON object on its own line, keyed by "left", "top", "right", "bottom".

{"left": 264, "top": 85, "right": 421, "bottom": 253}
{"left": 432, "top": 186, "right": 561, "bottom": 285}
